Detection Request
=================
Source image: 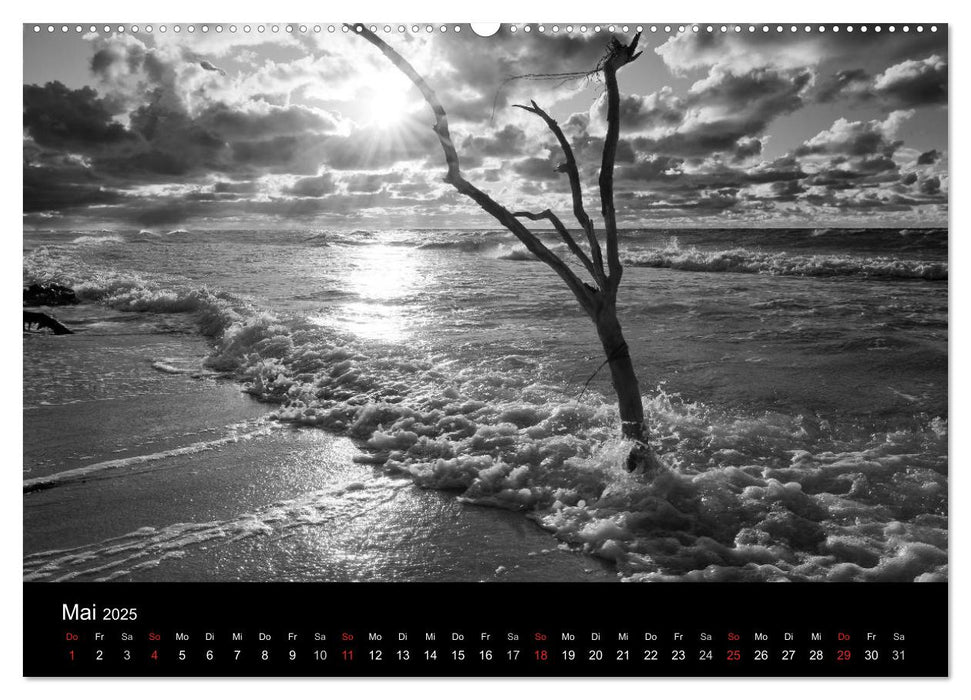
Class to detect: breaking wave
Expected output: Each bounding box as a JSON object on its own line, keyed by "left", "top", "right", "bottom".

{"left": 70, "top": 234, "right": 125, "bottom": 247}
{"left": 23, "top": 246, "right": 249, "bottom": 338}
{"left": 623, "top": 241, "right": 947, "bottom": 280}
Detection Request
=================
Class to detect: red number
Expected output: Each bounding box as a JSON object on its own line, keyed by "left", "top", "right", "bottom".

{"left": 727, "top": 649, "right": 741, "bottom": 661}
{"left": 837, "top": 650, "right": 851, "bottom": 662}
{"left": 535, "top": 649, "right": 548, "bottom": 661}
{"left": 150, "top": 649, "right": 158, "bottom": 661}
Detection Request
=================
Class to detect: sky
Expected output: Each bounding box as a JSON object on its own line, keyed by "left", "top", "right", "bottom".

{"left": 23, "top": 24, "right": 948, "bottom": 230}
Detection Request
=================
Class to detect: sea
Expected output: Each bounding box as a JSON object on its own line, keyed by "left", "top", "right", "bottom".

{"left": 22, "top": 226, "right": 948, "bottom": 582}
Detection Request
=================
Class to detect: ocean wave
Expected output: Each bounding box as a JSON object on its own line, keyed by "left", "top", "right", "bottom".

{"left": 496, "top": 245, "right": 534, "bottom": 261}
{"left": 24, "top": 246, "right": 247, "bottom": 337}
{"left": 623, "top": 242, "right": 947, "bottom": 280}
{"left": 70, "top": 234, "right": 124, "bottom": 247}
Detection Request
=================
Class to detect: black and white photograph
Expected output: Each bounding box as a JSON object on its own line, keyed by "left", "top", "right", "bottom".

{"left": 23, "top": 22, "right": 947, "bottom": 586}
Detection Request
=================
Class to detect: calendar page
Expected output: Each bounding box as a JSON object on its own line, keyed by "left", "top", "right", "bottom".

{"left": 22, "top": 20, "right": 948, "bottom": 677}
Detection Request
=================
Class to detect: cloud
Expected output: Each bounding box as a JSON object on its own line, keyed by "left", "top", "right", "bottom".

{"left": 919, "top": 175, "right": 941, "bottom": 195}
{"left": 22, "top": 26, "right": 948, "bottom": 227}
{"left": 23, "top": 157, "right": 126, "bottom": 212}
{"left": 512, "top": 156, "right": 561, "bottom": 180}
{"left": 461, "top": 124, "right": 527, "bottom": 157}
{"left": 593, "top": 87, "right": 685, "bottom": 130}
{"left": 195, "top": 102, "right": 339, "bottom": 139}
{"left": 427, "top": 28, "right": 630, "bottom": 121}
{"left": 343, "top": 171, "right": 403, "bottom": 193}
{"left": 23, "top": 82, "right": 133, "bottom": 151}
{"left": 604, "top": 67, "right": 812, "bottom": 157}
{"left": 656, "top": 31, "right": 828, "bottom": 74}
{"left": 873, "top": 55, "right": 947, "bottom": 107}
{"left": 285, "top": 173, "right": 336, "bottom": 197}
{"left": 213, "top": 180, "right": 262, "bottom": 194}
{"left": 816, "top": 68, "right": 871, "bottom": 103}
{"left": 769, "top": 179, "right": 806, "bottom": 201}
{"left": 816, "top": 55, "right": 947, "bottom": 109}
{"left": 655, "top": 29, "right": 947, "bottom": 76}
{"left": 796, "top": 111, "right": 912, "bottom": 158}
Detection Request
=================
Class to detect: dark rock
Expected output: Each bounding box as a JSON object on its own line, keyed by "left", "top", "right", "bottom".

{"left": 23, "top": 283, "right": 78, "bottom": 307}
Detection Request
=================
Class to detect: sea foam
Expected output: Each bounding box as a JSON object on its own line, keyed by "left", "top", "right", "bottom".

{"left": 623, "top": 240, "right": 947, "bottom": 280}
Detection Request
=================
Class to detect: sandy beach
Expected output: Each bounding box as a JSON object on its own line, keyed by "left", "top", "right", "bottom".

{"left": 23, "top": 306, "right": 615, "bottom": 582}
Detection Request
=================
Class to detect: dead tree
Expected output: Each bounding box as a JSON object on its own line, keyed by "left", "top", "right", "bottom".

{"left": 350, "top": 25, "right": 658, "bottom": 472}
{"left": 23, "top": 310, "right": 73, "bottom": 334}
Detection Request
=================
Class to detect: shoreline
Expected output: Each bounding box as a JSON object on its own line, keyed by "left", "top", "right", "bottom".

{"left": 23, "top": 316, "right": 617, "bottom": 582}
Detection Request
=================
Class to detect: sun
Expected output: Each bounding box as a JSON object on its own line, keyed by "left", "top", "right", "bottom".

{"left": 362, "top": 71, "right": 414, "bottom": 129}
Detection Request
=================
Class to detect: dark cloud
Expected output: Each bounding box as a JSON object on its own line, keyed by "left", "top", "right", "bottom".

{"left": 615, "top": 155, "right": 685, "bottom": 182}
{"left": 462, "top": 124, "right": 527, "bottom": 157}
{"left": 615, "top": 153, "right": 807, "bottom": 199}
{"left": 873, "top": 55, "right": 947, "bottom": 108}
{"left": 655, "top": 28, "right": 947, "bottom": 75}
{"left": 815, "top": 55, "right": 947, "bottom": 109}
{"left": 22, "top": 28, "right": 948, "bottom": 226}
{"left": 429, "top": 28, "right": 630, "bottom": 121}
{"left": 132, "top": 202, "right": 198, "bottom": 227}
{"left": 511, "top": 156, "right": 561, "bottom": 180}
{"left": 795, "top": 112, "right": 909, "bottom": 158}
{"left": 23, "top": 82, "right": 133, "bottom": 151}
{"left": 285, "top": 173, "right": 336, "bottom": 197}
{"left": 344, "top": 171, "right": 403, "bottom": 193}
{"left": 769, "top": 179, "right": 806, "bottom": 202}
{"left": 23, "top": 160, "right": 126, "bottom": 212}
{"left": 919, "top": 175, "right": 941, "bottom": 195}
{"left": 732, "top": 137, "right": 763, "bottom": 161}
{"left": 195, "top": 102, "right": 339, "bottom": 140}
{"left": 619, "top": 188, "right": 741, "bottom": 217}
{"left": 593, "top": 87, "right": 685, "bottom": 130}
{"left": 816, "top": 68, "right": 871, "bottom": 103}
{"left": 616, "top": 68, "right": 812, "bottom": 158}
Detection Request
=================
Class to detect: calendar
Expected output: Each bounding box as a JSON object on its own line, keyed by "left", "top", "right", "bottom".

{"left": 23, "top": 20, "right": 949, "bottom": 680}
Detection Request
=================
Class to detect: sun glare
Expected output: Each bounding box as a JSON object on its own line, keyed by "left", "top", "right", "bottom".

{"left": 362, "top": 72, "right": 413, "bottom": 129}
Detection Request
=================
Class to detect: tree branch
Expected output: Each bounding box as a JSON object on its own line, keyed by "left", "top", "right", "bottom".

{"left": 347, "top": 24, "right": 596, "bottom": 314}
{"left": 514, "top": 101, "right": 606, "bottom": 288}
{"left": 599, "top": 32, "right": 642, "bottom": 295}
{"left": 511, "top": 209, "right": 598, "bottom": 281}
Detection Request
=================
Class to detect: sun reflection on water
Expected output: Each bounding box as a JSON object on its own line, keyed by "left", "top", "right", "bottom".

{"left": 314, "top": 241, "right": 422, "bottom": 343}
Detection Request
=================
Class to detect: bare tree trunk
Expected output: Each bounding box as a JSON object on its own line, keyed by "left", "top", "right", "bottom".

{"left": 592, "top": 303, "right": 654, "bottom": 470}
{"left": 349, "top": 25, "right": 657, "bottom": 472}
{"left": 595, "top": 312, "right": 643, "bottom": 436}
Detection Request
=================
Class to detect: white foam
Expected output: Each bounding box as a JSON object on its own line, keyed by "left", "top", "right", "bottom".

{"left": 624, "top": 240, "right": 947, "bottom": 280}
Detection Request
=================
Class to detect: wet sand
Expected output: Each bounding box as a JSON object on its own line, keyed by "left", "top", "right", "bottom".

{"left": 23, "top": 328, "right": 615, "bottom": 582}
